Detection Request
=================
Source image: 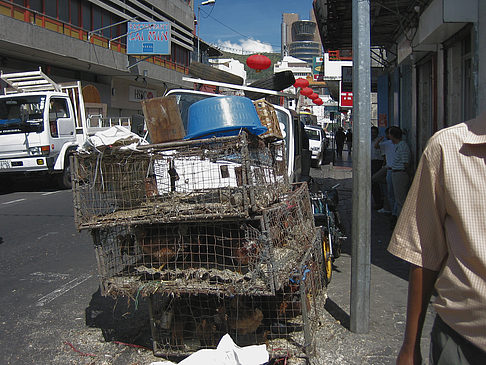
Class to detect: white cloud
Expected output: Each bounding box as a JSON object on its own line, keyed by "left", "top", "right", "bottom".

{"left": 216, "top": 39, "right": 274, "bottom": 54}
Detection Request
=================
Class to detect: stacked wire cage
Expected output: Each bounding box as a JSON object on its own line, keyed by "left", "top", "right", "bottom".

{"left": 72, "top": 131, "right": 326, "bottom": 361}
{"left": 73, "top": 132, "right": 288, "bottom": 229}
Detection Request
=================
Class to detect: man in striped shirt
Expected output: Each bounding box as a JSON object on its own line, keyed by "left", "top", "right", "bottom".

{"left": 389, "top": 126, "right": 411, "bottom": 219}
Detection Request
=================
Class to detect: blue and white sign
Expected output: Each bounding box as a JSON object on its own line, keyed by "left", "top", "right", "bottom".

{"left": 127, "top": 22, "right": 171, "bottom": 55}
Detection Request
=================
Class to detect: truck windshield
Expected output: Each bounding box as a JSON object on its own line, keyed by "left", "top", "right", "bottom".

{"left": 275, "top": 108, "right": 291, "bottom": 164}
{"left": 305, "top": 128, "right": 321, "bottom": 141}
{"left": 0, "top": 95, "right": 45, "bottom": 134}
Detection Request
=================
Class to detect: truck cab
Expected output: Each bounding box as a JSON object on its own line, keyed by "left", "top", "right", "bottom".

{"left": 0, "top": 69, "right": 130, "bottom": 189}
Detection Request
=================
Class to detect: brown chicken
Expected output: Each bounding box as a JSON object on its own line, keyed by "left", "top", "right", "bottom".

{"left": 196, "top": 318, "right": 218, "bottom": 347}
{"left": 227, "top": 297, "right": 264, "bottom": 335}
{"left": 232, "top": 239, "right": 259, "bottom": 266}
{"left": 170, "top": 313, "right": 185, "bottom": 349}
{"left": 134, "top": 224, "right": 186, "bottom": 267}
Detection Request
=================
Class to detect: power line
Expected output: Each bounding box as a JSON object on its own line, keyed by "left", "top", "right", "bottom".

{"left": 199, "top": 7, "right": 282, "bottom": 50}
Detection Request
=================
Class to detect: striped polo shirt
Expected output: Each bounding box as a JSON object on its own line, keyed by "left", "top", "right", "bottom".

{"left": 391, "top": 140, "right": 411, "bottom": 170}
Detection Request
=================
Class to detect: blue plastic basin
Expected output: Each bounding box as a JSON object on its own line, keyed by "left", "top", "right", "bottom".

{"left": 184, "top": 95, "right": 267, "bottom": 140}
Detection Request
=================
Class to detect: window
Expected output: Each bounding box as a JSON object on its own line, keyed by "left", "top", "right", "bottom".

{"left": 45, "top": 0, "right": 56, "bottom": 18}
{"left": 92, "top": 6, "right": 102, "bottom": 33}
{"left": 49, "top": 98, "right": 69, "bottom": 138}
{"left": 70, "top": 0, "right": 80, "bottom": 26}
{"left": 29, "top": 0, "right": 43, "bottom": 12}
{"left": 59, "top": 0, "right": 69, "bottom": 21}
{"left": 102, "top": 9, "right": 111, "bottom": 38}
{"left": 81, "top": 1, "right": 91, "bottom": 30}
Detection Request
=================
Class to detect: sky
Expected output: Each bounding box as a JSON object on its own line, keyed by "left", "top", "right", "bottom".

{"left": 194, "top": 0, "right": 315, "bottom": 54}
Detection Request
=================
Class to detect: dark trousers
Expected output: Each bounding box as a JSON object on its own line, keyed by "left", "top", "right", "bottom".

{"left": 430, "top": 315, "right": 486, "bottom": 365}
{"left": 371, "top": 159, "right": 383, "bottom": 209}
{"left": 336, "top": 143, "right": 344, "bottom": 157}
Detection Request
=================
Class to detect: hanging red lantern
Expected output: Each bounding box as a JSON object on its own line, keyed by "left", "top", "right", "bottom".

{"left": 246, "top": 54, "right": 272, "bottom": 72}
{"left": 293, "top": 78, "right": 309, "bottom": 88}
{"left": 313, "top": 98, "right": 323, "bottom": 105}
{"left": 300, "top": 87, "right": 313, "bottom": 97}
{"left": 308, "top": 92, "right": 319, "bottom": 100}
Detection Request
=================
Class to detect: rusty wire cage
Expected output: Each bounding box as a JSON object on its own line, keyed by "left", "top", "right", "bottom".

{"left": 91, "top": 183, "right": 316, "bottom": 297}
{"left": 73, "top": 132, "right": 289, "bottom": 230}
{"left": 147, "top": 232, "right": 326, "bottom": 360}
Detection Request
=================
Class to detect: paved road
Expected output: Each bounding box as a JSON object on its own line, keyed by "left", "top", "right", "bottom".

{"left": 0, "top": 181, "right": 159, "bottom": 364}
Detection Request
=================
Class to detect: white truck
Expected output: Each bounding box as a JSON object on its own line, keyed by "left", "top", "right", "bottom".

{"left": 166, "top": 77, "right": 311, "bottom": 183}
{"left": 0, "top": 69, "right": 131, "bottom": 188}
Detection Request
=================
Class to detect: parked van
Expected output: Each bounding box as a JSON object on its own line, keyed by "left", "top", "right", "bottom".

{"left": 304, "top": 124, "right": 328, "bottom": 166}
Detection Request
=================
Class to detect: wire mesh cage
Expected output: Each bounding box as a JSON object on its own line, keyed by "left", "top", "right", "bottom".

{"left": 91, "top": 183, "right": 316, "bottom": 297}
{"left": 147, "top": 232, "right": 326, "bottom": 360}
{"left": 73, "top": 132, "right": 289, "bottom": 230}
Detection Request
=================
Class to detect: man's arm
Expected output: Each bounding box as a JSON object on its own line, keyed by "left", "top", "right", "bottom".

{"left": 397, "top": 264, "right": 439, "bottom": 365}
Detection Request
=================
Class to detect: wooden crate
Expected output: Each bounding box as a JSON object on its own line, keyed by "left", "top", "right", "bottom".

{"left": 253, "top": 99, "right": 283, "bottom": 141}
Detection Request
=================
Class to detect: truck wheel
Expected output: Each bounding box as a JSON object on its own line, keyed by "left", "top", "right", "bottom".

{"left": 58, "top": 158, "right": 72, "bottom": 189}
{"left": 244, "top": 71, "right": 296, "bottom": 100}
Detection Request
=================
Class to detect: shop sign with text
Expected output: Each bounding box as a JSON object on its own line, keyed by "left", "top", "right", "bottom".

{"left": 127, "top": 22, "right": 171, "bottom": 55}
{"left": 129, "top": 86, "right": 156, "bottom": 102}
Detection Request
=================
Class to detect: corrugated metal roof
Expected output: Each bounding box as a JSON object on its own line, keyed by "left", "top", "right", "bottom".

{"left": 313, "top": 0, "right": 432, "bottom": 51}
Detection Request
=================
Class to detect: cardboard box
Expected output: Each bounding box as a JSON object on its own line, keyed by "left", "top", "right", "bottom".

{"left": 141, "top": 96, "right": 185, "bottom": 143}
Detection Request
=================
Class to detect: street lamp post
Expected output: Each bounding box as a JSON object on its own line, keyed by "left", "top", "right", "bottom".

{"left": 197, "top": 0, "right": 216, "bottom": 62}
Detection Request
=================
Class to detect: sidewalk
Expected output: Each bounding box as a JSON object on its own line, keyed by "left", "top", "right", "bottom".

{"left": 309, "top": 160, "right": 436, "bottom": 365}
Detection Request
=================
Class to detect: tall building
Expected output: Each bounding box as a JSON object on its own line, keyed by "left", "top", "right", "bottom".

{"left": 0, "top": 0, "right": 210, "bottom": 117}
{"left": 282, "top": 12, "right": 322, "bottom": 64}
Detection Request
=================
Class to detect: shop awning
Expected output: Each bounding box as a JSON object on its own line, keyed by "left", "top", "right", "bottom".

{"left": 313, "top": 0, "right": 433, "bottom": 52}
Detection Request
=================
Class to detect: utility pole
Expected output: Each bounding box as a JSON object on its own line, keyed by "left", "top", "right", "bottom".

{"left": 350, "top": 0, "right": 371, "bottom": 334}
{"left": 197, "top": 0, "right": 216, "bottom": 62}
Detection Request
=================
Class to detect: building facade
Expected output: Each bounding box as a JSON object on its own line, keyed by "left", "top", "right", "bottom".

{"left": 282, "top": 11, "right": 322, "bottom": 65}
{"left": 314, "top": 0, "right": 485, "bottom": 168}
{"left": 0, "top": 0, "right": 196, "bottom": 117}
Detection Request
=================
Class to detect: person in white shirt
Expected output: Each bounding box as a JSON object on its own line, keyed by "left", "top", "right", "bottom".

{"left": 371, "top": 126, "right": 384, "bottom": 210}
{"left": 389, "top": 126, "right": 411, "bottom": 219}
{"left": 374, "top": 127, "right": 397, "bottom": 219}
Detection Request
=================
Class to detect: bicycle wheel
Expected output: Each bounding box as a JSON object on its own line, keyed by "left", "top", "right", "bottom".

{"left": 322, "top": 234, "right": 332, "bottom": 285}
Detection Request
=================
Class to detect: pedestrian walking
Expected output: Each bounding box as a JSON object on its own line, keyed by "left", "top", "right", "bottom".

{"left": 388, "top": 112, "right": 486, "bottom": 365}
{"left": 372, "top": 127, "right": 396, "bottom": 216}
{"left": 346, "top": 128, "right": 353, "bottom": 154}
{"left": 370, "top": 126, "right": 384, "bottom": 210}
{"left": 335, "top": 127, "right": 346, "bottom": 158}
{"left": 389, "top": 126, "right": 411, "bottom": 223}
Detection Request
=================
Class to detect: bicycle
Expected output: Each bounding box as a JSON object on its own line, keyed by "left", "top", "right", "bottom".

{"left": 309, "top": 181, "right": 347, "bottom": 285}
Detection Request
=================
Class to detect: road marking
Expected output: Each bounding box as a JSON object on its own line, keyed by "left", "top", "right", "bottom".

{"left": 41, "top": 191, "right": 61, "bottom": 196}
{"left": 35, "top": 273, "right": 92, "bottom": 307}
{"left": 37, "top": 232, "right": 59, "bottom": 240}
{"left": 2, "top": 198, "right": 26, "bottom": 205}
{"left": 30, "top": 272, "right": 70, "bottom": 282}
